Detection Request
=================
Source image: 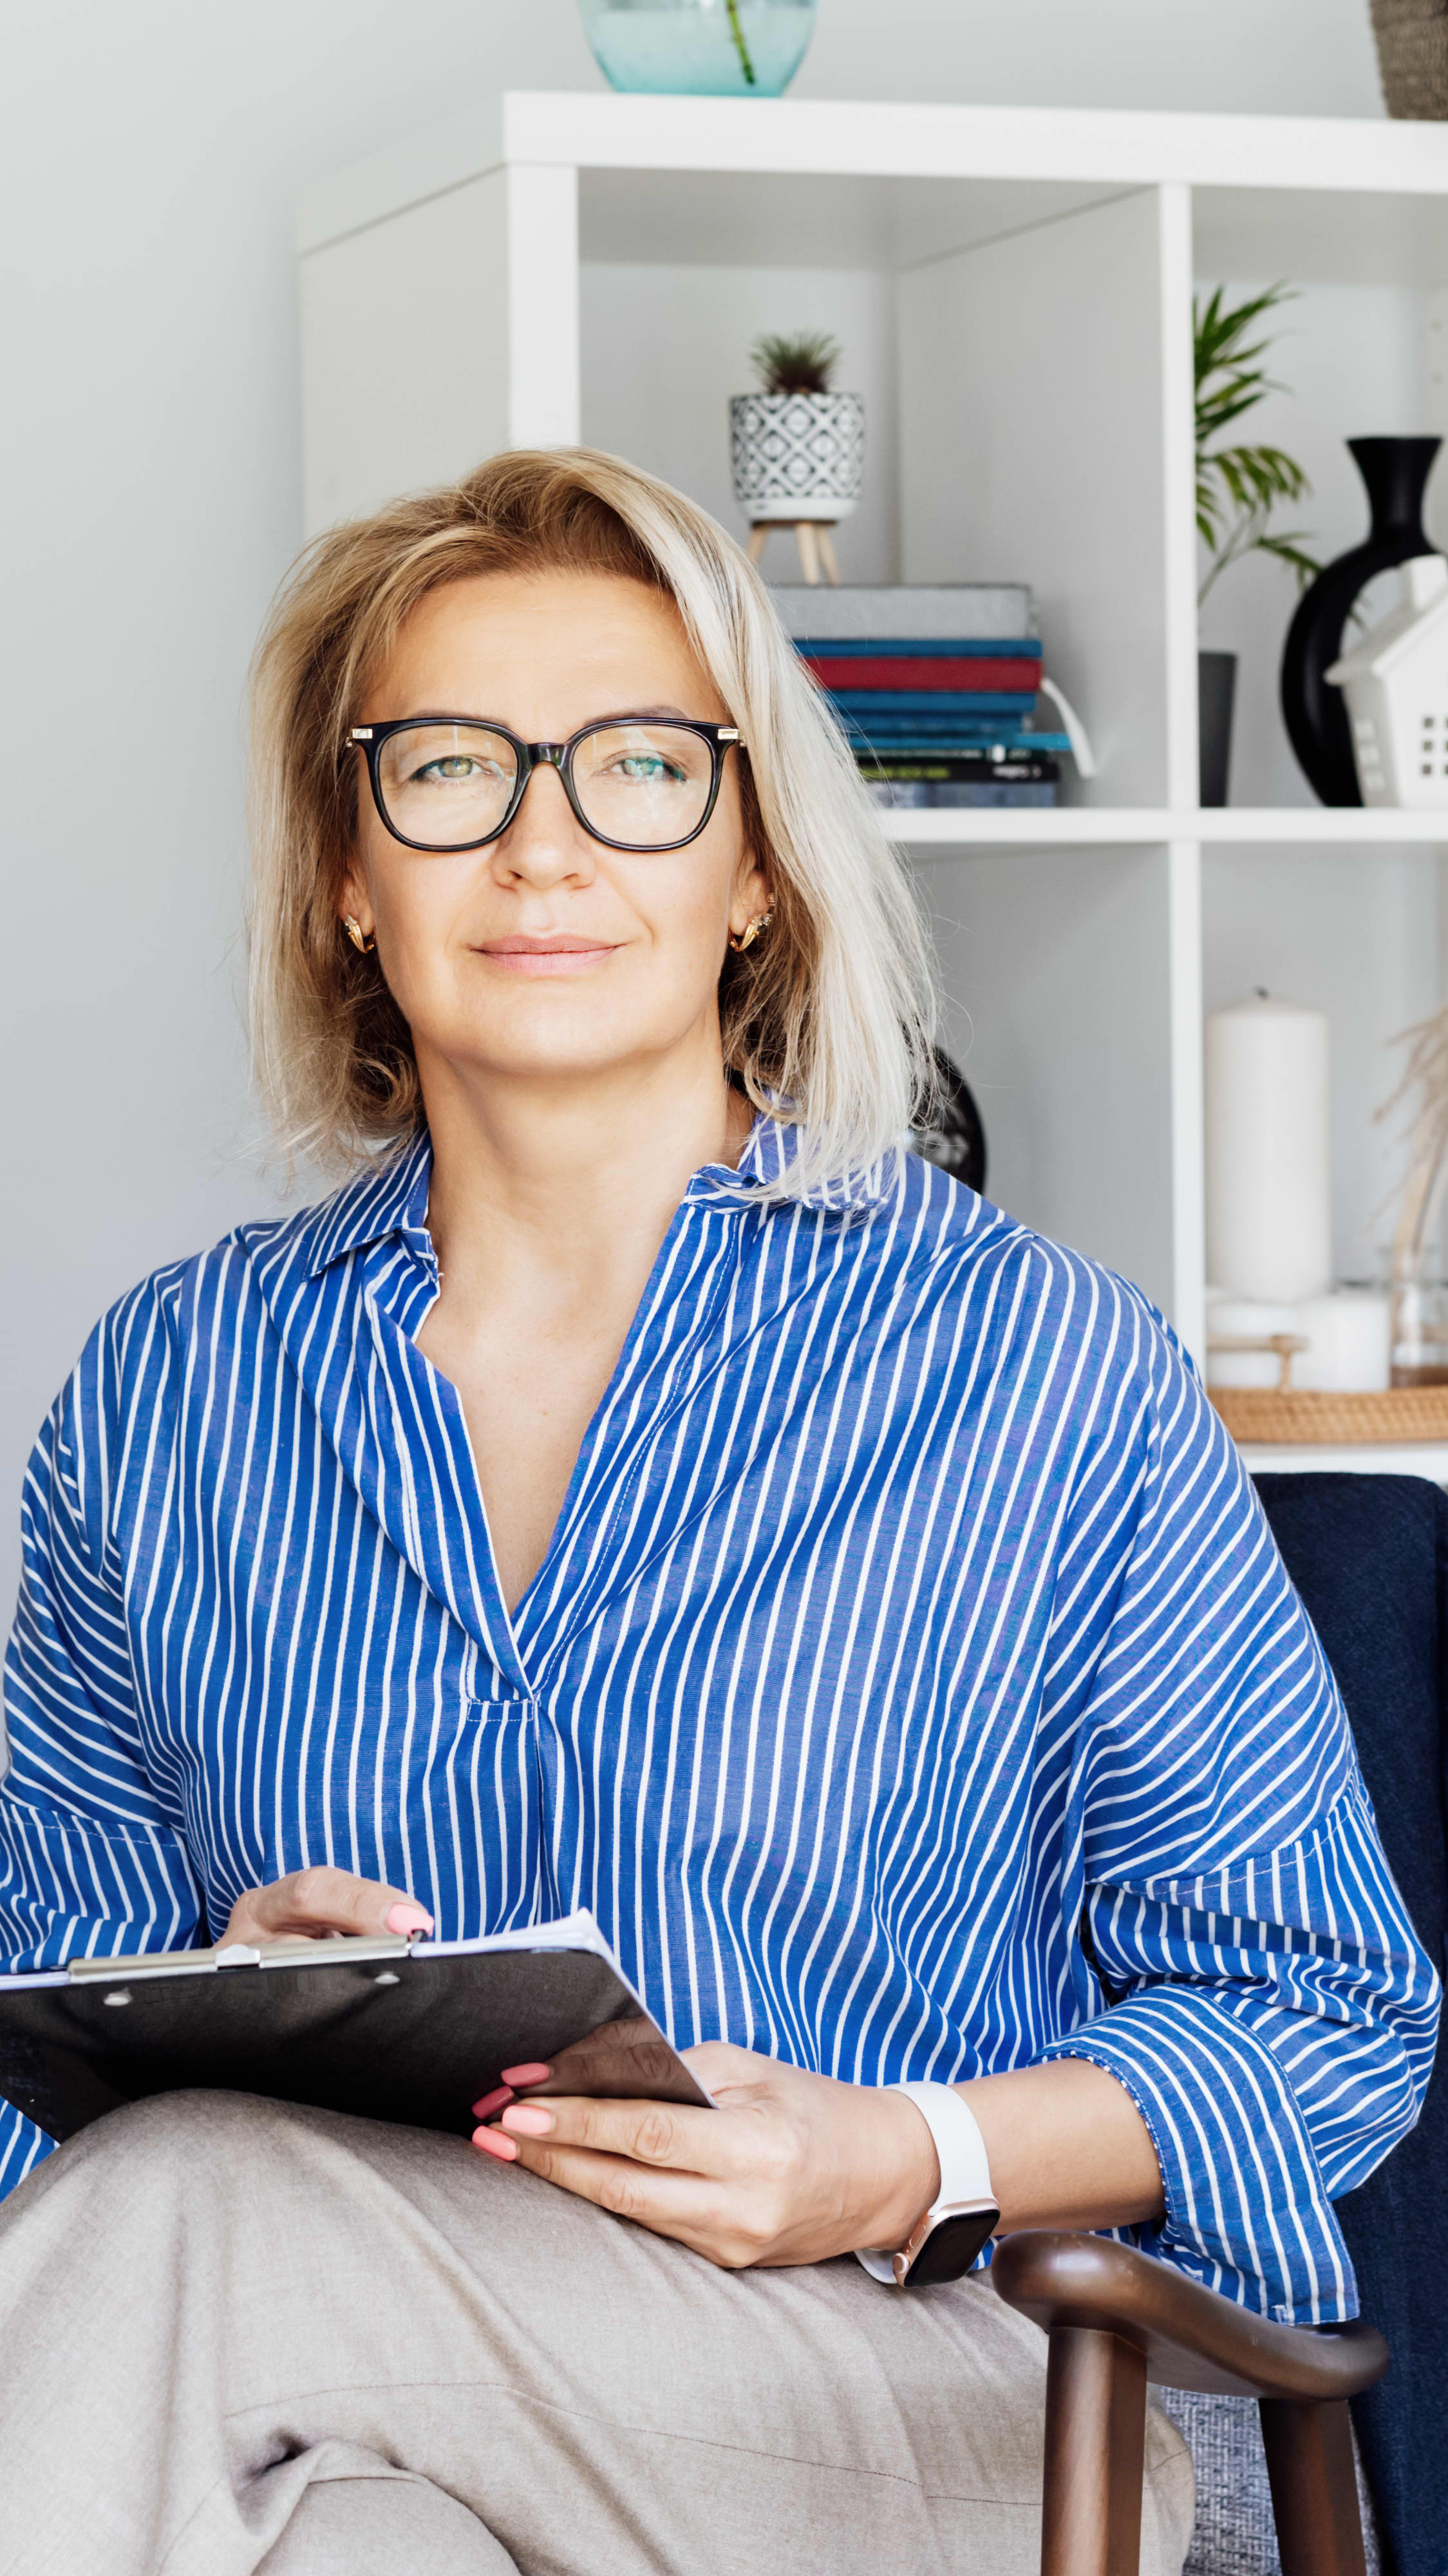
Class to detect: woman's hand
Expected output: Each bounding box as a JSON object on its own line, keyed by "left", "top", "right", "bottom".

{"left": 221, "top": 1867, "right": 433, "bottom": 1948}
{"left": 473, "top": 2043, "right": 939, "bottom": 2270}
{"left": 473, "top": 2047, "right": 1166, "bottom": 2269}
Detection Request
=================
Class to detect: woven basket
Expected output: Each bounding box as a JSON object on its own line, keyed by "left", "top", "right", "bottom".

{"left": 1210, "top": 1385, "right": 1448, "bottom": 1445}
{"left": 1371, "top": 0, "right": 1448, "bottom": 118}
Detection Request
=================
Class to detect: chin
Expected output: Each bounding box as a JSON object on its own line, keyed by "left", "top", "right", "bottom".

{"left": 439, "top": 1019, "right": 668, "bottom": 1086}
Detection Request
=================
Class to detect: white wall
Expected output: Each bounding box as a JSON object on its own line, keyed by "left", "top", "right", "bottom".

{"left": 0, "top": 0, "right": 1386, "bottom": 1616}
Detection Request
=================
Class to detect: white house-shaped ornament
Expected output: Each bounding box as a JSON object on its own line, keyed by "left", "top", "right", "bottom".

{"left": 1327, "top": 553, "right": 1448, "bottom": 807}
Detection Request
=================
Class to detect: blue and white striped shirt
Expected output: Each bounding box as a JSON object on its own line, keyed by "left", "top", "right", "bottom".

{"left": 1, "top": 1124, "right": 1436, "bottom": 2320}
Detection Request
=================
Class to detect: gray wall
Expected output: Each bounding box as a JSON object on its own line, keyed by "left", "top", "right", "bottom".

{"left": 0, "top": 0, "right": 1384, "bottom": 1616}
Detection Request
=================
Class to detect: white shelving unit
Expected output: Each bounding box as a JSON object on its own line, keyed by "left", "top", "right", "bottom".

{"left": 297, "top": 94, "right": 1448, "bottom": 1459}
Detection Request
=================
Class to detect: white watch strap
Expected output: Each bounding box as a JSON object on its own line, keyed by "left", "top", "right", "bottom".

{"left": 855, "top": 2082, "right": 995, "bottom": 2285}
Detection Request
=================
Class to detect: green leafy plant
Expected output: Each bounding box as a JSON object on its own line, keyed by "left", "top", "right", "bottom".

{"left": 726, "top": 0, "right": 757, "bottom": 86}
{"left": 749, "top": 329, "right": 841, "bottom": 395}
{"left": 1196, "top": 284, "right": 1319, "bottom": 607}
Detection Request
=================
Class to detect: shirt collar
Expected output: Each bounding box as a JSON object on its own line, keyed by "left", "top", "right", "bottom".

{"left": 299, "top": 1130, "right": 435, "bottom": 1282}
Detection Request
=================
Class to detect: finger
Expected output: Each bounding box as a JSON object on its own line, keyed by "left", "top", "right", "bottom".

{"left": 529, "top": 2022, "right": 690, "bottom": 2101}
{"left": 471, "top": 2125, "right": 520, "bottom": 2164}
{"left": 496, "top": 2092, "right": 758, "bottom": 2179}
{"left": 229, "top": 1868, "right": 433, "bottom": 1943}
{"left": 498, "top": 2130, "right": 745, "bottom": 2256}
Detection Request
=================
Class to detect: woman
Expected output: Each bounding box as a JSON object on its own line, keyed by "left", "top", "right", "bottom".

{"left": 0, "top": 450, "right": 1435, "bottom": 2576}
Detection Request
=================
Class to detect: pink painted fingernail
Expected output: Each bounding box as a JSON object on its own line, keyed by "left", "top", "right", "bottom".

{"left": 500, "top": 2103, "right": 554, "bottom": 2137}
{"left": 386, "top": 1903, "right": 434, "bottom": 1937}
{"left": 500, "top": 2061, "right": 551, "bottom": 2087}
{"left": 471, "top": 2084, "right": 514, "bottom": 2121}
{"left": 471, "top": 2126, "right": 520, "bottom": 2162}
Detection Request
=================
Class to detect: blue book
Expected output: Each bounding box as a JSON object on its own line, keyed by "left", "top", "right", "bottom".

{"left": 843, "top": 722, "right": 1073, "bottom": 755}
{"left": 829, "top": 690, "right": 1039, "bottom": 718}
{"left": 842, "top": 713, "right": 1049, "bottom": 737}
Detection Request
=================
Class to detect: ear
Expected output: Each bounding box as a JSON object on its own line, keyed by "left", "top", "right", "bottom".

{"left": 337, "top": 864, "right": 375, "bottom": 944}
{"left": 727, "top": 851, "right": 773, "bottom": 946}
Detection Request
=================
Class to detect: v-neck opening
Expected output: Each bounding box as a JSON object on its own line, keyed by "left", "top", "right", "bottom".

{"left": 400, "top": 1151, "right": 761, "bottom": 1665}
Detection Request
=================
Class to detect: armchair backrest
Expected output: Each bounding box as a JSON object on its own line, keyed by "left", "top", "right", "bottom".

{"left": 1254, "top": 1472, "right": 1448, "bottom": 2576}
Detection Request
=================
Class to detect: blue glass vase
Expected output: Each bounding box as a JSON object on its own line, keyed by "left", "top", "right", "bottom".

{"left": 579, "top": 0, "right": 818, "bottom": 98}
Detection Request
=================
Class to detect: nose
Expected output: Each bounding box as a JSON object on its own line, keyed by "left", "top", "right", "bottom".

{"left": 491, "top": 755, "right": 595, "bottom": 888}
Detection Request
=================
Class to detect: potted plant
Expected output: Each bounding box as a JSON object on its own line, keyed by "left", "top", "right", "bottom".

{"left": 729, "top": 331, "right": 865, "bottom": 582}
{"left": 1196, "top": 285, "right": 1319, "bottom": 802}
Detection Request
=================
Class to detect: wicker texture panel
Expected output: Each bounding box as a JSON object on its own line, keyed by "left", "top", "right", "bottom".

{"left": 1372, "top": 0, "right": 1448, "bottom": 117}
{"left": 1210, "top": 1385, "right": 1448, "bottom": 1445}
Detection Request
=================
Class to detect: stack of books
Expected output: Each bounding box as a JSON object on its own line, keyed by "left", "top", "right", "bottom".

{"left": 770, "top": 583, "right": 1066, "bottom": 808}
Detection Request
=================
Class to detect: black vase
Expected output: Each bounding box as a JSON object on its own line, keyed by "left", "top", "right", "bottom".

{"left": 1281, "top": 436, "right": 1442, "bottom": 806}
{"left": 1198, "top": 650, "right": 1237, "bottom": 806}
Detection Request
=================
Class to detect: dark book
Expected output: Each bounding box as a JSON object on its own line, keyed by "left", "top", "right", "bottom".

{"left": 867, "top": 781, "right": 1058, "bottom": 810}
{"left": 859, "top": 755, "right": 1060, "bottom": 783}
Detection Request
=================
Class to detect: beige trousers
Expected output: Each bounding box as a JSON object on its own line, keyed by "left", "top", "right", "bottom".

{"left": 0, "top": 2092, "right": 1194, "bottom": 2576}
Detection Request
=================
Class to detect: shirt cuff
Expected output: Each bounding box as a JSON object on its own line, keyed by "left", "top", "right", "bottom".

{"left": 1040, "top": 1985, "right": 1357, "bottom": 2324}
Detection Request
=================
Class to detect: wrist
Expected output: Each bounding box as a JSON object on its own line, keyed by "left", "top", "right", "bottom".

{"left": 857, "top": 2082, "right": 999, "bottom": 2289}
{"left": 871, "top": 2085, "right": 943, "bottom": 2249}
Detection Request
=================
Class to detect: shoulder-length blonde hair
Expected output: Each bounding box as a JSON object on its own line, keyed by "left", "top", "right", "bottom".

{"left": 249, "top": 447, "right": 936, "bottom": 1202}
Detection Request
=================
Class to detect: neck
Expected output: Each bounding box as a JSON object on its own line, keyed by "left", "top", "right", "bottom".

{"left": 415, "top": 1033, "right": 751, "bottom": 1297}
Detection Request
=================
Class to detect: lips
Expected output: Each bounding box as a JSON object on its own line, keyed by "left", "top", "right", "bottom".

{"left": 473, "top": 933, "right": 622, "bottom": 977}
{"left": 479, "top": 936, "right": 616, "bottom": 954}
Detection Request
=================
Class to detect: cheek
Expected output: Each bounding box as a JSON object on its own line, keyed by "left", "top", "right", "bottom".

{"left": 634, "top": 871, "right": 733, "bottom": 994}
{"left": 370, "top": 857, "right": 473, "bottom": 959}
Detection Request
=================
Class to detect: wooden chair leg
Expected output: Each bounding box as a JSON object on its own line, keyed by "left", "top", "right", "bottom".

{"left": 815, "top": 525, "right": 842, "bottom": 583}
{"left": 1259, "top": 2396, "right": 1367, "bottom": 2576}
{"left": 746, "top": 524, "right": 770, "bottom": 565}
{"left": 795, "top": 520, "right": 821, "bottom": 583}
{"left": 1040, "top": 2325, "right": 1147, "bottom": 2576}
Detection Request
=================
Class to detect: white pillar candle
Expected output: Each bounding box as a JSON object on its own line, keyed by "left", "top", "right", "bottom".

{"left": 1205, "top": 993, "right": 1332, "bottom": 1302}
{"left": 1293, "top": 1289, "right": 1393, "bottom": 1392}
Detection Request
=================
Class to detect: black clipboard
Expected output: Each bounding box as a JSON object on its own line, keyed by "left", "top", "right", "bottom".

{"left": 0, "top": 1909, "right": 711, "bottom": 2142}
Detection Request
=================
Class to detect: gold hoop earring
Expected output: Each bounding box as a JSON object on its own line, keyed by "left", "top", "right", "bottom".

{"left": 728, "top": 911, "right": 773, "bottom": 954}
{"left": 342, "top": 914, "right": 376, "bottom": 955}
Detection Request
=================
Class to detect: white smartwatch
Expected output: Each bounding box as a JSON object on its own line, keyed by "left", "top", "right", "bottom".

{"left": 856, "top": 2081, "right": 999, "bottom": 2289}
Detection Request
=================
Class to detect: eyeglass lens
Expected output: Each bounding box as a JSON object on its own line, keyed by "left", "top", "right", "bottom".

{"left": 374, "top": 721, "right": 717, "bottom": 850}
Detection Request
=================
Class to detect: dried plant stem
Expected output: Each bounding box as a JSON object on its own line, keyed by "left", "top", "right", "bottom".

{"left": 726, "top": 0, "right": 757, "bottom": 85}
{"left": 1375, "top": 1005, "right": 1448, "bottom": 1277}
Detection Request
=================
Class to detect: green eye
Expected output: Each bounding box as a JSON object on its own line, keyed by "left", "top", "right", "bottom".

{"left": 419, "top": 755, "right": 482, "bottom": 782}
{"left": 616, "top": 753, "right": 684, "bottom": 783}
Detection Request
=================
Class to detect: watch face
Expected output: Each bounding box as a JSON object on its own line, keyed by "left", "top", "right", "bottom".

{"left": 905, "top": 2205, "right": 999, "bottom": 2287}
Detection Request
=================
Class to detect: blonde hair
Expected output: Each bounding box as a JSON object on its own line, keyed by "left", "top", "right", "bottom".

{"left": 248, "top": 448, "right": 936, "bottom": 1202}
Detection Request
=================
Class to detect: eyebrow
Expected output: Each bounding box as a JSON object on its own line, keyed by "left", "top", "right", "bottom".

{"left": 594, "top": 703, "right": 695, "bottom": 724}
{"left": 379, "top": 704, "right": 710, "bottom": 731}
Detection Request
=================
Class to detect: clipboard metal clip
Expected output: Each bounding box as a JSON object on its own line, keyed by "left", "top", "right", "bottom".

{"left": 67, "top": 1931, "right": 416, "bottom": 1982}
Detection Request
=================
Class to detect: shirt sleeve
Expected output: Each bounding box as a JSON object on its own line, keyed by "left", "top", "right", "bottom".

{"left": 0, "top": 1307, "right": 202, "bottom": 2206}
{"left": 1038, "top": 1294, "right": 1441, "bottom": 2325}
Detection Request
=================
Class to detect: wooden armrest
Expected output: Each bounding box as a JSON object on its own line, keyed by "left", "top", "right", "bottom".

{"left": 992, "top": 2231, "right": 1387, "bottom": 2401}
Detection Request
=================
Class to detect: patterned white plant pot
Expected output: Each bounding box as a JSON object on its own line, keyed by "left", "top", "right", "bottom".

{"left": 728, "top": 390, "right": 865, "bottom": 524}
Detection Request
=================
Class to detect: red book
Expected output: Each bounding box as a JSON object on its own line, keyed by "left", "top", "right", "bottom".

{"left": 804, "top": 655, "right": 1040, "bottom": 693}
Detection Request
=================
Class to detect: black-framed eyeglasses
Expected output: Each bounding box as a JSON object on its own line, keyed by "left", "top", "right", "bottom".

{"left": 349, "top": 714, "right": 745, "bottom": 855}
